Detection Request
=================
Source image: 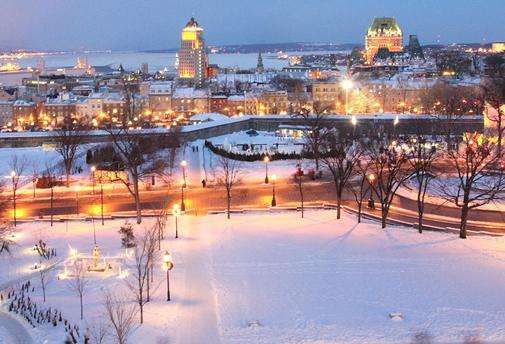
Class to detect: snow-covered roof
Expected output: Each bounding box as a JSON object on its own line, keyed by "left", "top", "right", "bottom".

{"left": 149, "top": 81, "right": 173, "bottom": 95}
{"left": 173, "top": 87, "right": 209, "bottom": 99}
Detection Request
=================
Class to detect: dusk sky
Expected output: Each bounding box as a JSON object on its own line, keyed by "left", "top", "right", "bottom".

{"left": 0, "top": 0, "right": 503, "bottom": 51}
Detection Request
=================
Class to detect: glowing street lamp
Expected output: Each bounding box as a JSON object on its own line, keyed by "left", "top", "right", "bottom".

{"left": 173, "top": 204, "right": 181, "bottom": 239}
{"left": 367, "top": 174, "right": 376, "bottom": 210}
{"left": 74, "top": 185, "right": 81, "bottom": 216}
{"left": 179, "top": 179, "right": 186, "bottom": 212}
{"left": 100, "top": 179, "right": 105, "bottom": 226}
{"left": 180, "top": 160, "right": 187, "bottom": 188}
{"left": 162, "top": 251, "right": 174, "bottom": 301}
{"left": 91, "top": 166, "right": 96, "bottom": 194}
{"left": 351, "top": 115, "right": 357, "bottom": 136}
{"left": 341, "top": 78, "right": 354, "bottom": 115}
{"left": 271, "top": 174, "right": 277, "bottom": 207}
{"left": 264, "top": 156, "right": 270, "bottom": 184}
{"left": 10, "top": 171, "right": 17, "bottom": 226}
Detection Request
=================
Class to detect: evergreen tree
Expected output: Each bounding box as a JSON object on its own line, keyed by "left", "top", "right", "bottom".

{"left": 119, "top": 221, "right": 136, "bottom": 248}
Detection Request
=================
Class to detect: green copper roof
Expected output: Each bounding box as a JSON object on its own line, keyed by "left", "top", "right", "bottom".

{"left": 367, "top": 17, "right": 402, "bottom": 37}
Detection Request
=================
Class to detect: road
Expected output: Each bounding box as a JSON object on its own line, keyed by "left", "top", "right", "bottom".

{"left": 7, "top": 177, "right": 505, "bottom": 234}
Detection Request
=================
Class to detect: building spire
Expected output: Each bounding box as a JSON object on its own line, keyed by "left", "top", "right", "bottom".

{"left": 256, "top": 52, "right": 264, "bottom": 73}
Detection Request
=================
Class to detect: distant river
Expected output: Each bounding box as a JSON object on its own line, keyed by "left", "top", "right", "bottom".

{"left": 8, "top": 51, "right": 291, "bottom": 72}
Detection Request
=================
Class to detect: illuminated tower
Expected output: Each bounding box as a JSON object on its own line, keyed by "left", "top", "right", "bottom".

{"left": 365, "top": 17, "right": 403, "bottom": 64}
{"left": 178, "top": 17, "right": 208, "bottom": 87}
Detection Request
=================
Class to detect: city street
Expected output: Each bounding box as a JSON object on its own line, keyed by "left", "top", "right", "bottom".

{"left": 8, "top": 177, "right": 505, "bottom": 233}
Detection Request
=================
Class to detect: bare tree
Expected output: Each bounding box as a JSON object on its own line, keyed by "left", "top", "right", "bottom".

{"left": 298, "top": 110, "right": 327, "bottom": 173}
{"left": 215, "top": 156, "right": 242, "bottom": 219}
{"left": 39, "top": 268, "right": 52, "bottom": 302}
{"left": 107, "top": 129, "right": 148, "bottom": 224}
{"left": 320, "top": 132, "right": 362, "bottom": 219}
{"left": 346, "top": 160, "right": 370, "bottom": 224}
{"left": 367, "top": 138, "right": 412, "bottom": 228}
{"left": 481, "top": 77, "right": 505, "bottom": 158}
{"left": 103, "top": 292, "right": 139, "bottom": 344}
{"left": 86, "top": 319, "right": 108, "bottom": 344}
{"left": 443, "top": 133, "right": 505, "bottom": 238}
{"left": 53, "top": 124, "right": 87, "bottom": 187}
{"left": 421, "top": 82, "right": 483, "bottom": 146}
{"left": 67, "top": 260, "right": 89, "bottom": 320}
{"left": 125, "top": 227, "right": 157, "bottom": 324}
{"left": 0, "top": 220, "right": 15, "bottom": 255}
{"left": 9, "top": 155, "right": 27, "bottom": 226}
{"left": 408, "top": 137, "right": 439, "bottom": 233}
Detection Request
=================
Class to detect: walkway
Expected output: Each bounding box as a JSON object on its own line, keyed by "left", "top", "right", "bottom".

{"left": 0, "top": 311, "right": 34, "bottom": 344}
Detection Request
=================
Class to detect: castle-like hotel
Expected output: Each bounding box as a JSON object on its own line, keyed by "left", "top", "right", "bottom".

{"left": 364, "top": 17, "right": 423, "bottom": 63}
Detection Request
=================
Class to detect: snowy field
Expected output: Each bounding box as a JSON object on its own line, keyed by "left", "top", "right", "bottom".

{"left": 2, "top": 210, "right": 505, "bottom": 343}
{"left": 0, "top": 145, "right": 91, "bottom": 180}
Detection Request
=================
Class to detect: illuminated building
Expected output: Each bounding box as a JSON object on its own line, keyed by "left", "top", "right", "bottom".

{"left": 148, "top": 82, "right": 173, "bottom": 119}
{"left": 44, "top": 94, "right": 77, "bottom": 126}
{"left": 492, "top": 42, "right": 505, "bottom": 53}
{"left": 312, "top": 82, "right": 342, "bottom": 112}
{"left": 365, "top": 17, "right": 403, "bottom": 64}
{"left": 178, "top": 17, "right": 208, "bottom": 87}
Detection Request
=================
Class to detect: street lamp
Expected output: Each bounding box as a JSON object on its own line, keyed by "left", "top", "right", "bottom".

{"left": 74, "top": 185, "right": 81, "bottom": 216}
{"left": 367, "top": 174, "right": 376, "bottom": 210}
{"left": 271, "top": 174, "right": 277, "bottom": 207}
{"left": 100, "top": 181, "right": 105, "bottom": 226}
{"left": 162, "top": 251, "right": 174, "bottom": 301}
{"left": 173, "top": 204, "right": 181, "bottom": 239}
{"left": 179, "top": 179, "right": 186, "bottom": 212}
{"left": 341, "top": 78, "right": 354, "bottom": 115}
{"left": 180, "top": 160, "right": 187, "bottom": 188}
{"left": 10, "top": 171, "right": 17, "bottom": 227}
{"left": 91, "top": 166, "right": 96, "bottom": 194}
{"left": 263, "top": 156, "right": 270, "bottom": 184}
{"left": 350, "top": 115, "right": 357, "bottom": 136}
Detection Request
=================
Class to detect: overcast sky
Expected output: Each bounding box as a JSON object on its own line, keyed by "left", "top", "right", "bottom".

{"left": 0, "top": 0, "right": 503, "bottom": 51}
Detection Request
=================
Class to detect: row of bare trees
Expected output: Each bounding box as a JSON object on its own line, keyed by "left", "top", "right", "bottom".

{"left": 301, "top": 112, "right": 505, "bottom": 239}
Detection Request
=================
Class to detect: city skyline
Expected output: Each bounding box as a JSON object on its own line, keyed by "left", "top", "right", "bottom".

{"left": 0, "top": 0, "right": 504, "bottom": 51}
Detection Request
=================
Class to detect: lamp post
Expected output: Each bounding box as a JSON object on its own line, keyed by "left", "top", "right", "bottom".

{"left": 368, "top": 173, "right": 376, "bottom": 210}
{"left": 163, "top": 251, "right": 174, "bottom": 301}
{"left": 50, "top": 182, "right": 54, "bottom": 227}
{"left": 100, "top": 182, "right": 104, "bottom": 226}
{"left": 351, "top": 115, "right": 357, "bottom": 137}
{"left": 263, "top": 156, "right": 270, "bottom": 184}
{"left": 393, "top": 116, "right": 399, "bottom": 137}
{"left": 271, "top": 174, "right": 277, "bottom": 207}
{"left": 74, "top": 185, "right": 80, "bottom": 216}
{"left": 180, "top": 179, "right": 186, "bottom": 212}
{"left": 91, "top": 166, "right": 96, "bottom": 194}
{"left": 173, "top": 204, "right": 181, "bottom": 239}
{"left": 180, "top": 160, "right": 187, "bottom": 188}
{"left": 10, "top": 171, "right": 17, "bottom": 227}
{"left": 341, "top": 78, "right": 354, "bottom": 116}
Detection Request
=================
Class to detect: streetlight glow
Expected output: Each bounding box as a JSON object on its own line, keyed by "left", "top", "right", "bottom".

{"left": 341, "top": 79, "right": 354, "bottom": 91}
{"left": 351, "top": 115, "right": 357, "bottom": 126}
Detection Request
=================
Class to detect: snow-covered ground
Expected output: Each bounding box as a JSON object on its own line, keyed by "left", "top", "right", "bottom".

{"left": 2, "top": 210, "right": 505, "bottom": 343}
{"left": 0, "top": 145, "right": 91, "bottom": 182}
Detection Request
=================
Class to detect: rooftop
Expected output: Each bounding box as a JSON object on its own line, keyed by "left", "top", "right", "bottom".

{"left": 367, "top": 17, "right": 403, "bottom": 37}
